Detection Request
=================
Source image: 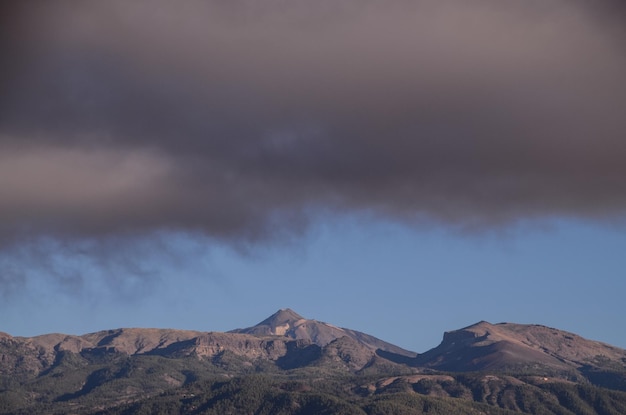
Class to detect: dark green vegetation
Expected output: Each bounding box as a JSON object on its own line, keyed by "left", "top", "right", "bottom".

{"left": 6, "top": 365, "right": 626, "bottom": 415}
{"left": 2, "top": 352, "right": 626, "bottom": 415}
{"left": 2, "top": 311, "right": 626, "bottom": 414}
{"left": 4, "top": 356, "right": 626, "bottom": 415}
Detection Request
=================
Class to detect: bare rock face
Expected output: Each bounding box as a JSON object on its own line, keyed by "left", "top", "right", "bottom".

{"left": 0, "top": 335, "right": 48, "bottom": 378}
{"left": 79, "top": 328, "right": 204, "bottom": 355}
{"left": 245, "top": 308, "right": 307, "bottom": 336}
{"left": 191, "top": 332, "right": 291, "bottom": 360}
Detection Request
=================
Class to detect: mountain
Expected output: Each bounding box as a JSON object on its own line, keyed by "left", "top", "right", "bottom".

{"left": 230, "top": 308, "right": 417, "bottom": 358}
{"left": 417, "top": 321, "right": 626, "bottom": 371}
{"left": 2, "top": 311, "right": 626, "bottom": 415}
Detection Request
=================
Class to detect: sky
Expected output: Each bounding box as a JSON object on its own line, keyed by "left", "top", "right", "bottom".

{"left": 1, "top": 0, "right": 625, "bottom": 353}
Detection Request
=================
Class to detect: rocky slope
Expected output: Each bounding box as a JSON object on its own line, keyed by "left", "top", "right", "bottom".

{"left": 414, "top": 320, "right": 626, "bottom": 391}
{"left": 0, "top": 309, "right": 415, "bottom": 381}
{"left": 230, "top": 308, "right": 417, "bottom": 358}
{"left": 2, "top": 311, "right": 626, "bottom": 414}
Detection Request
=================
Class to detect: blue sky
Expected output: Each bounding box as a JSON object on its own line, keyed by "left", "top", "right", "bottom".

{"left": 2, "top": 1, "right": 626, "bottom": 354}
{"left": 3, "top": 216, "right": 625, "bottom": 354}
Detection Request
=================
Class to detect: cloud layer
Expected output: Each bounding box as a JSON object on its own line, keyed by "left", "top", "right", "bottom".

{"left": 2, "top": 0, "right": 626, "bottom": 244}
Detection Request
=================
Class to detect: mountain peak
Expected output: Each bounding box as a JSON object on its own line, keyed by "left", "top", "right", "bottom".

{"left": 257, "top": 308, "right": 305, "bottom": 328}
{"left": 230, "top": 309, "right": 415, "bottom": 357}
{"left": 229, "top": 308, "right": 307, "bottom": 337}
{"left": 464, "top": 320, "right": 494, "bottom": 330}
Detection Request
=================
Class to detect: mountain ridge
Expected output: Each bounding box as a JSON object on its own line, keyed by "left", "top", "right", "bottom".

{"left": 3, "top": 310, "right": 625, "bottom": 379}
{"left": 2, "top": 309, "right": 626, "bottom": 415}
{"left": 229, "top": 308, "right": 417, "bottom": 358}
{"left": 415, "top": 320, "right": 626, "bottom": 378}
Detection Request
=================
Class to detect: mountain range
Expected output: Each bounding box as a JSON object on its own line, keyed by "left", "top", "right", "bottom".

{"left": 1, "top": 309, "right": 626, "bottom": 414}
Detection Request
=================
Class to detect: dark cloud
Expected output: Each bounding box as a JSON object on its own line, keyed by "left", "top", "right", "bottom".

{"left": 2, "top": 0, "right": 626, "bottom": 247}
